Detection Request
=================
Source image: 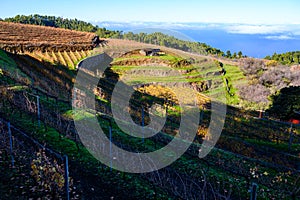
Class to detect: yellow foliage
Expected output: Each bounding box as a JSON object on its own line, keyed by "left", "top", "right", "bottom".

{"left": 31, "top": 151, "right": 66, "bottom": 192}
{"left": 138, "top": 85, "right": 178, "bottom": 104}
{"left": 266, "top": 60, "right": 278, "bottom": 67}
{"left": 197, "top": 126, "right": 208, "bottom": 137}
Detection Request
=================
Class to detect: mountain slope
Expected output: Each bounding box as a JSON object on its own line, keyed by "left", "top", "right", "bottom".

{"left": 0, "top": 21, "right": 96, "bottom": 53}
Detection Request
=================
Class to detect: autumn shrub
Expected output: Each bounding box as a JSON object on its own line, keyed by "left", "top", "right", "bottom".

{"left": 30, "top": 150, "right": 70, "bottom": 198}
{"left": 259, "top": 66, "right": 300, "bottom": 90}
{"left": 240, "top": 58, "right": 265, "bottom": 76}
{"left": 238, "top": 84, "right": 270, "bottom": 103}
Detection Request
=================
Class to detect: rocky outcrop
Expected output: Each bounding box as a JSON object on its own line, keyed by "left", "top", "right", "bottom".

{"left": 291, "top": 64, "right": 300, "bottom": 72}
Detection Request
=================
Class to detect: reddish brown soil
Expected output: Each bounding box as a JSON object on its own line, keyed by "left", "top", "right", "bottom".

{"left": 0, "top": 21, "right": 96, "bottom": 53}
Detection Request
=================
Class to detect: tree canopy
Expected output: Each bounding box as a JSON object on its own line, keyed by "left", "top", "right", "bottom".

{"left": 268, "top": 86, "right": 300, "bottom": 120}
{"left": 265, "top": 51, "right": 300, "bottom": 65}
{"left": 4, "top": 14, "right": 121, "bottom": 38}
{"left": 121, "top": 31, "right": 224, "bottom": 55}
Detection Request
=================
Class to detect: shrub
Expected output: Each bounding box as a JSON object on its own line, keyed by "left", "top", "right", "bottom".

{"left": 268, "top": 86, "right": 300, "bottom": 120}
{"left": 238, "top": 84, "right": 270, "bottom": 103}
{"left": 240, "top": 58, "right": 265, "bottom": 76}
{"left": 259, "top": 66, "right": 300, "bottom": 90}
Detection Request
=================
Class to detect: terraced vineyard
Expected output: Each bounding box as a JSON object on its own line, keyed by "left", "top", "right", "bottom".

{"left": 26, "top": 49, "right": 93, "bottom": 69}
{"left": 0, "top": 22, "right": 99, "bottom": 70}
{"left": 0, "top": 21, "right": 96, "bottom": 53}
{"left": 0, "top": 25, "right": 300, "bottom": 199}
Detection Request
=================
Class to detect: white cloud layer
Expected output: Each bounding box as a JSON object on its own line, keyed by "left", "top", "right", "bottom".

{"left": 265, "top": 35, "right": 296, "bottom": 40}
{"left": 225, "top": 25, "right": 287, "bottom": 34}
{"left": 96, "top": 21, "right": 300, "bottom": 38}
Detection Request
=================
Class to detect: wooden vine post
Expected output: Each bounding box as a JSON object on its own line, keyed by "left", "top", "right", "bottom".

{"left": 250, "top": 182, "right": 258, "bottom": 200}
{"left": 64, "top": 155, "right": 70, "bottom": 200}
{"left": 7, "top": 122, "right": 14, "bottom": 167}
{"left": 37, "top": 95, "right": 41, "bottom": 127}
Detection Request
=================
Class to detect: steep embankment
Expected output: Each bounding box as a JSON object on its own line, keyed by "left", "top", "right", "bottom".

{"left": 0, "top": 22, "right": 100, "bottom": 98}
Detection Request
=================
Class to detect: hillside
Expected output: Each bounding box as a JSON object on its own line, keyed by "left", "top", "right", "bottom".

{"left": 265, "top": 51, "right": 300, "bottom": 65}
{"left": 3, "top": 14, "right": 225, "bottom": 56}
{"left": 3, "top": 14, "right": 121, "bottom": 38}
{"left": 0, "top": 21, "right": 96, "bottom": 53}
{"left": 0, "top": 20, "right": 300, "bottom": 199}
{"left": 0, "top": 20, "right": 296, "bottom": 111}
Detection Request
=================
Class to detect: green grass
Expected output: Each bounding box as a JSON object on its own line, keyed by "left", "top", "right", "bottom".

{"left": 156, "top": 54, "right": 180, "bottom": 61}
{"left": 1, "top": 105, "right": 170, "bottom": 199}
{"left": 0, "top": 49, "right": 30, "bottom": 83}
{"left": 204, "top": 86, "right": 225, "bottom": 95}
{"left": 111, "top": 56, "right": 247, "bottom": 106}
{"left": 125, "top": 76, "right": 204, "bottom": 84}
{"left": 223, "top": 65, "right": 252, "bottom": 106}
{"left": 7, "top": 85, "right": 28, "bottom": 91}
{"left": 111, "top": 65, "right": 173, "bottom": 71}
{"left": 112, "top": 63, "right": 223, "bottom": 85}
{"left": 1, "top": 48, "right": 298, "bottom": 199}
{"left": 224, "top": 64, "right": 245, "bottom": 82}
{"left": 202, "top": 64, "right": 246, "bottom": 105}
{"left": 1, "top": 85, "right": 297, "bottom": 199}
{"left": 113, "top": 54, "right": 179, "bottom": 62}
{"left": 245, "top": 138, "right": 300, "bottom": 153}
{"left": 0, "top": 49, "right": 16, "bottom": 67}
{"left": 112, "top": 54, "right": 248, "bottom": 115}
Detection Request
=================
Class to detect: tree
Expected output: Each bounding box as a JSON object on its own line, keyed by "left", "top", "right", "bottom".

{"left": 265, "top": 55, "right": 272, "bottom": 60}
{"left": 265, "top": 51, "right": 300, "bottom": 65}
{"left": 4, "top": 14, "right": 117, "bottom": 38}
{"left": 268, "top": 86, "right": 300, "bottom": 120}
{"left": 232, "top": 52, "right": 237, "bottom": 59}
{"left": 238, "top": 51, "right": 243, "bottom": 58}
{"left": 3, "top": 14, "right": 226, "bottom": 56}
{"left": 226, "top": 50, "right": 231, "bottom": 58}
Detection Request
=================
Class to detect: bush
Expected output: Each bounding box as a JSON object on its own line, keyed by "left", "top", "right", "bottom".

{"left": 240, "top": 58, "right": 265, "bottom": 76}
{"left": 259, "top": 66, "right": 300, "bottom": 90}
{"left": 238, "top": 84, "right": 270, "bottom": 103}
{"left": 268, "top": 86, "right": 300, "bottom": 120}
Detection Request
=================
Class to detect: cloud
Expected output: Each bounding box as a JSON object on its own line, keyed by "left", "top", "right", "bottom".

{"left": 226, "top": 24, "right": 286, "bottom": 34}
{"left": 265, "top": 35, "right": 296, "bottom": 40}
{"left": 95, "top": 21, "right": 223, "bottom": 30}
{"left": 95, "top": 21, "right": 300, "bottom": 37}
{"left": 225, "top": 24, "right": 300, "bottom": 36}
{"left": 98, "top": 22, "right": 129, "bottom": 28}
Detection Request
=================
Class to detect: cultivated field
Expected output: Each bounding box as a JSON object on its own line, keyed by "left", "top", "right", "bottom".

{"left": 0, "top": 21, "right": 96, "bottom": 52}
{"left": 0, "top": 23, "right": 299, "bottom": 199}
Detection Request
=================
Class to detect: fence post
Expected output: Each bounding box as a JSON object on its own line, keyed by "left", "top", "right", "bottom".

{"left": 64, "top": 155, "right": 70, "bottom": 200}
{"left": 200, "top": 110, "right": 204, "bottom": 123}
{"left": 142, "top": 106, "right": 145, "bottom": 143}
{"left": 72, "top": 88, "right": 77, "bottom": 107}
{"left": 7, "top": 122, "right": 14, "bottom": 167}
{"left": 288, "top": 123, "right": 294, "bottom": 151}
{"left": 37, "top": 95, "right": 40, "bottom": 127}
{"left": 250, "top": 182, "right": 258, "bottom": 200}
{"left": 109, "top": 120, "right": 112, "bottom": 172}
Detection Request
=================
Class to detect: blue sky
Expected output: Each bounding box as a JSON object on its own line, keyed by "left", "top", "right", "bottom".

{"left": 1, "top": 0, "right": 300, "bottom": 24}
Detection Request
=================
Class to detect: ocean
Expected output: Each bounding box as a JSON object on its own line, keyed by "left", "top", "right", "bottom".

{"left": 179, "top": 29, "right": 300, "bottom": 58}
{"left": 97, "top": 22, "right": 300, "bottom": 58}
